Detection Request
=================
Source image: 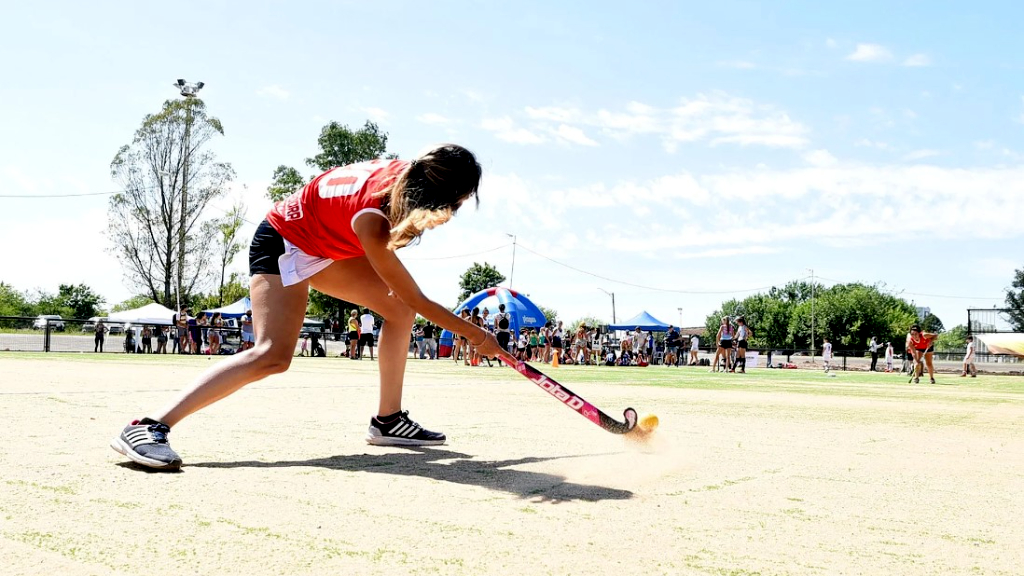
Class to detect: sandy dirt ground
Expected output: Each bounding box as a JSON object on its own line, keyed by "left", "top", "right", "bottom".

{"left": 1, "top": 356, "right": 1022, "bottom": 576}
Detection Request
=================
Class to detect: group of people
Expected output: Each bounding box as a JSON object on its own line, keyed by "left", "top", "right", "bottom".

{"left": 710, "top": 315, "right": 753, "bottom": 373}
{"left": 92, "top": 311, "right": 255, "bottom": 355}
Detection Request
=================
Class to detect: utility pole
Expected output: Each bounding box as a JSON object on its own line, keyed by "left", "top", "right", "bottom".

{"left": 808, "top": 268, "right": 815, "bottom": 364}
{"left": 506, "top": 233, "right": 517, "bottom": 291}
{"left": 598, "top": 288, "right": 616, "bottom": 324}
{"left": 173, "top": 78, "right": 204, "bottom": 314}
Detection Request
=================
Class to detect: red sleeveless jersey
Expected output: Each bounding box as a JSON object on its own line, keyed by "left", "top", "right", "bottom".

{"left": 265, "top": 160, "right": 408, "bottom": 260}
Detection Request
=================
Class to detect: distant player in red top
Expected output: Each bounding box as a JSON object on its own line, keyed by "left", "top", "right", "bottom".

{"left": 907, "top": 324, "right": 938, "bottom": 384}
{"left": 111, "top": 144, "right": 511, "bottom": 470}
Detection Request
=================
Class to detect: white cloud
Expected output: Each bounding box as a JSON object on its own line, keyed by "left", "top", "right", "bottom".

{"left": 803, "top": 149, "right": 838, "bottom": 167}
{"left": 256, "top": 85, "right": 290, "bottom": 100}
{"left": 903, "top": 54, "right": 931, "bottom": 67}
{"left": 525, "top": 106, "right": 583, "bottom": 123}
{"left": 973, "top": 140, "right": 995, "bottom": 150}
{"left": 542, "top": 92, "right": 809, "bottom": 150}
{"left": 903, "top": 149, "right": 942, "bottom": 161}
{"left": 856, "top": 138, "right": 890, "bottom": 150}
{"left": 480, "top": 117, "right": 546, "bottom": 145}
{"left": 551, "top": 124, "right": 598, "bottom": 147}
{"left": 362, "top": 107, "right": 390, "bottom": 123}
{"left": 825, "top": 38, "right": 838, "bottom": 49}
{"left": 846, "top": 43, "right": 893, "bottom": 62}
{"left": 416, "top": 113, "right": 451, "bottom": 125}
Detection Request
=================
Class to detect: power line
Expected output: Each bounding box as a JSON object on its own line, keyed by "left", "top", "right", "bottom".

{"left": 514, "top": 243, "right": 785, "bottom": 295}
{"left": 0, "top": 190, "right": 119, "bottom": 198}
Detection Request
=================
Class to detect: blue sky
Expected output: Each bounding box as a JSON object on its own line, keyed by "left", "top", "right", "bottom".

{"left": 1, "top": 0, "right": 1021, "bottom": 330}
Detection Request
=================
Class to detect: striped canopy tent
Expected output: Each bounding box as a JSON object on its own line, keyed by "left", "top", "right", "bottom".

{"left": 975, "top": 333, "right": 1024, "bottom": 357}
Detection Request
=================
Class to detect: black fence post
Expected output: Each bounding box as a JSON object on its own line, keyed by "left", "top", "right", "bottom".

{"left": 43, "top": 321, "right": 51, "bottom": 353}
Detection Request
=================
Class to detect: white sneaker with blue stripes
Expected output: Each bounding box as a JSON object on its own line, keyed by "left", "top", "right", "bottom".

{"left": 366, "top": 410, "right": 446, "bottom": 446}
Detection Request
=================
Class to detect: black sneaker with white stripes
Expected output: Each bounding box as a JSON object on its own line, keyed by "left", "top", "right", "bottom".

{"left": 366, "top": 410, "right": 446, "bottom": 446}
{"left": 110, "top": 418, "right": 183, "bottom": 469}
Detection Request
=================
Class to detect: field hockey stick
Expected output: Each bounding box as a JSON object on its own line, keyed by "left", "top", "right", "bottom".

{"left": 509, "top": 360, "right": 638, "bottom": 435}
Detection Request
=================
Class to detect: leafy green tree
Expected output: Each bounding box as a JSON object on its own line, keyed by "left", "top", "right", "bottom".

{"left": 537, "top": 305, "right": 558, "bottom": 325}
{"left": 111, "top": 294, "right": 157, "bottom": 313}
{"left": 457, "top": 262, "right": 507, "bottom": 303}
{"left": 569, "top": 316, "right": 604, "bottom": 332}
{"left": 790, "top": 283, "right": 916, "bottom": 350}
{"left": 109, "top": 98, "right": 235, "bottom": 308}
{"left": 31, "top": 289, "right": 72, "bottom": 318}
{"left": 0, "top": 282, "right": 33, "bottom": 317}
{"left": 266, "top": 165, "right": 306, "bottom": 202}
{"left": 57, "top": 284, "right": 105, "bottom": 319}
{"left": 1006, "top": 267, "right": 1024, "bottom": 332}
{"left": 306, "top": 121, "right": 395, "bottom": 172}
{"left": 920, "top": 312, "right": 944, "bottom": 333}
{"left": 935, "top": 325, "right": 969, "bottom": 352}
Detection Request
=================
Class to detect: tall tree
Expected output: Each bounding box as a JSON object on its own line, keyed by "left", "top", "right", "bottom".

{"left": 935, "top": 324, "right": 969, "bottom": 351}
{"left": 266, "top": 165, "right": 306, "bottom": 202}
{"left": 306, "top": 120, "right": 394, "bottom": 172}
{"left": 1006, "top": 267, "right": 1024, "bottom": 332}
{"left": 108, "top": 98, "right": 235, "bottom": 308}
{"left": 0, "top": 282, "right": 33, "bottom": 318}
{"left": 57, "top": 284, "right": 105, "bottom": 319}
{"left": 920, "top": 312, "right": 944, "bottom": 333}
{"left": 210, "top": 201, "right": 247, "bottom": 307}
{"left": 458, "top": 262, "right": 507, "bottom": 303}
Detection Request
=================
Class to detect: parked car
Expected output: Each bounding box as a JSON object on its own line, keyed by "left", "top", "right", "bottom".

{"left": 33, "top": 315, "right": 65, "bottom": 331}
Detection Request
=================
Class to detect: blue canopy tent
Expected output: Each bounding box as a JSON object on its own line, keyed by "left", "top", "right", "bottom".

{"left": 205, "top": 296, "right": 252, "bottom": 319}
{"left": 438, "top": 287, "right": 547, "bottom": 357}
{"left": 607, "top": 310, "right": 671, "bottom": 332}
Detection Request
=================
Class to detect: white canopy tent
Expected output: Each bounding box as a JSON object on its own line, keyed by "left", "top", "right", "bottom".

{"left": 108, "top": 302, "right": 177, "bottom": 326}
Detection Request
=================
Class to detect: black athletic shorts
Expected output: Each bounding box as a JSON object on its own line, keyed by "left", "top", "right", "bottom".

{"left": 359, "top": 333, "right": 375, "bottom": 347}
{"left": 720, "top": 339, "right": 733, "bottom": 349}
{"left": 737, "top": 339, "right": 748, "bottom": 350}
{"left": 249, "top": 219, "right": 285, "bottom": 276}
{"left": 552, "top": 336, "right": 563, "bottom": 349}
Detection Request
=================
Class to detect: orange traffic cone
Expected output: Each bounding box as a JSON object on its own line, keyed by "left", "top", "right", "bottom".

{"left": 552, "top": 353, "right": 559, "bottom": 368}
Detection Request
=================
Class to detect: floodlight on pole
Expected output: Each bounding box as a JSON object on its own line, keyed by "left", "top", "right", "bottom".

{"left": 172, "top": 78, "right": 204, "bottom": 315}
{"left": 506, "top": 233, "right": 517, "bottom": 291}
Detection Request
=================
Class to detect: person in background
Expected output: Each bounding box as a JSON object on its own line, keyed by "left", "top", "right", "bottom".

{"left": 884, "top": 341, "right": 894, "bottom": 372}
{"left": 961, "top": 335, "right": 978, "bottom": 378}
{"left": 689, "top": 333, "right": 700, "bottom": 366}
{"left": 156, "top": 325, "right": 168, "bottom": 354}
{"left": 711, "top": 316, "right": 734, "bottom": 372}
{"left": 141, "top": 325, "right": 153, "bottom": 354}
{"left": 665, "top": 326, "right": 680, "bottom": 367}
{"left": 822, "top": 337, "right": 833, "bottom": 373}
{"left": 732, "top": 316, "right": 752, "bottom": 373}
{"left": 124, "top": 326, "right": 137, "bottom": 354}
{"left": 94, "top": 318, "right": 108, "bottom": 353}
{"left": 868, "top": 336, "right": 881, "bottom": 372}
{"left": 359, "top": 308, "right": 376, "bottom": 361}
{"left": 174, "top": 307, "right": 188, "bottom": 354}
{"left": 240, "top": 310, "right": 255, "bottom": 351}
{"left": 541, "top": 321, "right": 553, "bottom": 364}
{"left": 493, "top": 304, "right": 512, "bottom": 355}
{"left": 454, "top": 309, "right": 471, "bottom": 365}
{"left": 420, "top": 321, "right": 437, "bottom": 360}
{"left": 347, "top": 309, "right": 360, "bottom": 360}
{"left": 208, "top": 313, "right": 223, "bottom": 355}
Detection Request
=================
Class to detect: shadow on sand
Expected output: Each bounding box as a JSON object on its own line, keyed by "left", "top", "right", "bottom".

{"left": 184, "top": 448, "right": 634, "bottom": 502}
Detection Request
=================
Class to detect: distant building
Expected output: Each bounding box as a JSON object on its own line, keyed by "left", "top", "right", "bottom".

{"left": 915, "top": 306, "right": 931, "bottom": 321}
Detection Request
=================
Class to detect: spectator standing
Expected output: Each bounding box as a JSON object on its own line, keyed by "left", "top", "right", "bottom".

{"left": 884, "top": 341, "right": 894, "bottom": 372}
{"left": 732, "top": 317, "right": 752, "bottom": 373}
{"left": 689, "top": 333, "right": 700, "bottom": 366}
{"left": 173, "top": 307, "right": 188, "bottom": 354}
{"left": 156, "top": 325, "right": 168, "bottom": 354}
{"left": 124, "top": 327, "right": 137, "bottom": 354}
{"left": 359, "top": 308, "right": 376, "bottom": 360}
{"left": 711, "top": 316, "right": 734, "bottom": 372}
{"left": 240, "top": 310, "right": 255, "bottom": 351}
{"left": 822, "top": 337, "right": 833, "bottom": 372}
{"left": 347, "top": 310, "right": 360, "bottom": 359}
{"left": 868, "top": 336, "right": 881, "bottom": 372}
{"left": 493, "top": 304, "right": 512, "bottom": 355}
{"left": 541, "top": 322, "right": 553, "bottom": 364}
{"left": 94, "top": 318, "right": 108, "bottom": 353}
{"left": 551, "top": 320, "right": 564, "bottom": 362}
{"left": 209, "top": 313, "right": 223, "bottom": 355}
{"left": 961, "top": 335, "right": 978, "bottom": 377}
{"left": 665, "top": 326, "right": 680, "bottom": 367}
{"left": 420, "top": 322, "right": 437, "bottom": 359}
{"left": 141, "top": 325, "right": 153, "bottom": 354}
